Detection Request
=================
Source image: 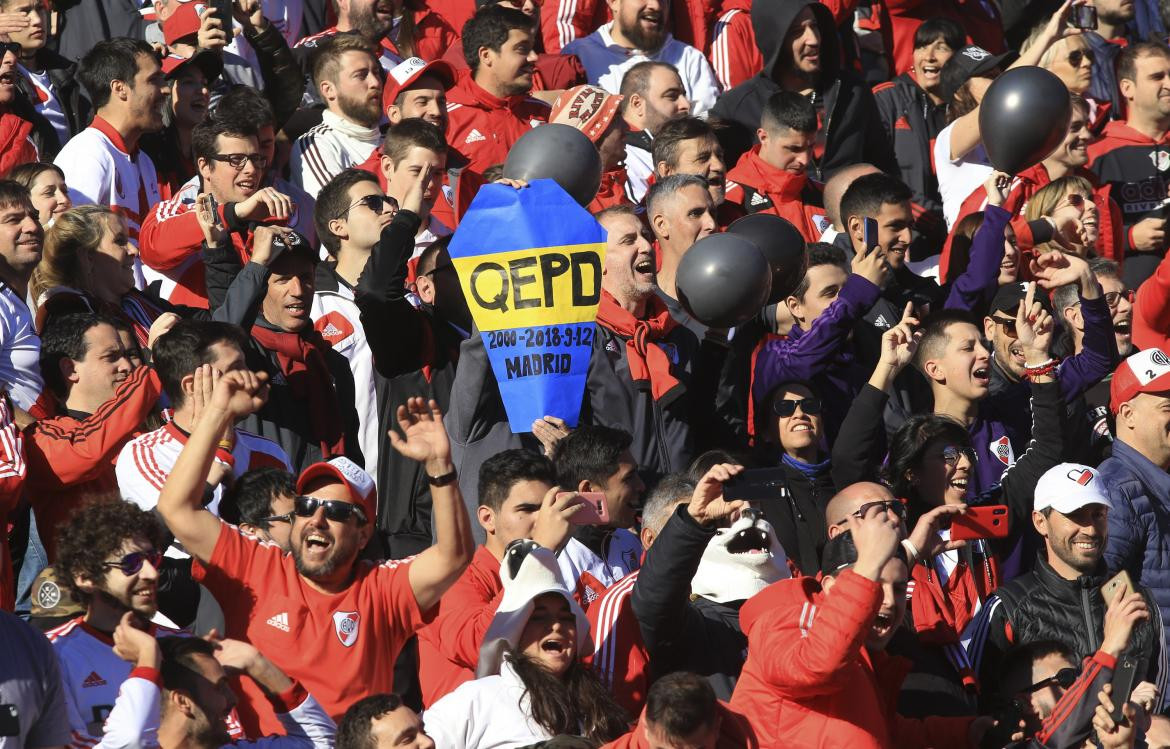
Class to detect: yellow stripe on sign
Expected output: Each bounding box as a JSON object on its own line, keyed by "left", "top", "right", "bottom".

{"left": 452, "top": 242, "right": 607, "bottom": 330}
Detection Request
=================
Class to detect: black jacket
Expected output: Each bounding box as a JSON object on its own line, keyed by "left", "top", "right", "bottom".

{"left": 750, "top": 455, "right": 833, "bottom": 575}
{"left": 12, "top": 47, "right": 89, "bottom": 157}
{"left": 873, "top": 73, "right": 948, "bottom": 220}
{"left": 631, "top": 504, "right": 746, "bottom": 700}
{"left": 709, "top": 0, "right": 896, "bottom": 180}
{"left": 51, "top": 0, "right": 145, "bottom": 63}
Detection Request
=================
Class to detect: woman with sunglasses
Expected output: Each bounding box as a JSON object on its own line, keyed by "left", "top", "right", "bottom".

{"left": 754, "top": 381, "right": 834, "bottom": 575}
{"left": 1025, "top": 176, "right": 1102, "bottom": 259}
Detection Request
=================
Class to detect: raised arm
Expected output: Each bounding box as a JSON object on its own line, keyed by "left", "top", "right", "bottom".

{"left": 156, "top": 367, "right": 270, "bottom": 562}
{"left": 945, "top": 173, "right": 1011, "bottom": 311}
{"left": 390, "top": 397, "right": 475, "bottom": 612}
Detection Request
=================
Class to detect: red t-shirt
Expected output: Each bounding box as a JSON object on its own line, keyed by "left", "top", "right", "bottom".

{"left": 193, "top": 523, "right": 427, "bottom": 736}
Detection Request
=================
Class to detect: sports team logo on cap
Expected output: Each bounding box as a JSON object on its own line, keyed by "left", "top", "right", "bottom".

{"left": 1156, "top": 150, "right": 1170, "bottom": 173}
{"left": 1067, "top": 467, "right": 1094, "bottom": 486}
{"left": 392, "top": 57, "right": 427, "bottom": 85}
{"left": 333, "top": 610, "right": 360, "bottom": 647}
{"left": 1130, "top": 348, "right": 1170, "bottom": 385}
{"left": 328, "top": 457, "right": 374, "bottom": 499}
{"left": 35, "top": 578, "right": 61, "bottom": 610}
{"left": 963, "top": 46, "right": 991, "bottom": 61}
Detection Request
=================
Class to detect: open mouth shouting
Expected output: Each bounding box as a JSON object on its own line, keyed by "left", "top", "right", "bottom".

{"left": 725, "top": 526, "right": 771, "bottom": 556}
{"left": 972, "top": 364, "right": 990, "bottom": 388}
{"left": 302, "top": 530, "right": 334, "bottom": 560}
{"left": 871, "top": 609, "right": 897, "bottom": 639}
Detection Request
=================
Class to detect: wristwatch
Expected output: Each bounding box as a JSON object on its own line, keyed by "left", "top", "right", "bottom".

{"left": 428, "top": 469, "right": 458, "bottom": 487}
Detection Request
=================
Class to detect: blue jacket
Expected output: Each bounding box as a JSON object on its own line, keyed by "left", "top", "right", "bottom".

{"left": 1101, "top": 439, "right": 1170, "bottom": 629}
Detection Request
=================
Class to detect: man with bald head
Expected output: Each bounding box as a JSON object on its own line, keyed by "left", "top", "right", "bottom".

{"left": 826, "top": 481, "right": 967, "bottom": 568}
{"left": 820, "top": 163, "right": 881, "bottom": 250}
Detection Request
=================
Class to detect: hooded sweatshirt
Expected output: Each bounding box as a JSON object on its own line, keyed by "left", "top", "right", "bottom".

{"left": 724, "top": 146, "right": 828, "bottom": 242}
{"left": 709, "top": 0, "right": 896, "bottom": 180}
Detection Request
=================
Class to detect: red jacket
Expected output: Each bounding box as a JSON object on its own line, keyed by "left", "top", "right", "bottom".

{"left": 589, "top": 168, "right": 634, "bottom": 214}
{"left": 583, "top": 571, "right": 647, "bottom": 716}
{"left": 724, "top": 147, "right": 828, "bottom": 243}
{"left": 445, "top": 75, "right": 549, "bottom": 178}
{"left": 0, "top": 395, "right": 25, "bottom": 611}
{"left": 708, "top": 0, "right": 760, "bottom": 91}
{"left": 384, "top": 10, "right": 458, "bottom": 62}
{"left": 729, "top": 572, "right": 975, "bottom": 749}
{"left": 0, "top": 109, "right": 38, "bottom": 177}
{"left": 26, "top": 366, "right": 161, "bottom": 560}
{"left": 416, "top": 545, "right": 503, "bottom": 707}
{"left": 1133, "top": 253, "right": 1170, "bottom": 353}
{"left": 602, "top": 702, "right": 757, "bottom": 749}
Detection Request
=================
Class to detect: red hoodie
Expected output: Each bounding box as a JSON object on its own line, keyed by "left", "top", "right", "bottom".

{"left": 601, "top": 702, "right": 758, "bottom": 749}
{"left": 1133, "top": 253, "right": 1170, "bottom": 353}
{"left": 724, "top": 147, "right": 828, "bottom": 243}
{"left": 709, "top": 0, "right": 760, "bottom": 91}
{"left": 445, "top": 75, "right": 550, "bottom": 178}
{"left": 729, "top": 571, "right": 975, "bottom": 749}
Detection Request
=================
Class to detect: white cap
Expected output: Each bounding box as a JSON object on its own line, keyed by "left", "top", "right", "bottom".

{"left": 1033, "top": 463, "right": 1111, "bottom": 514}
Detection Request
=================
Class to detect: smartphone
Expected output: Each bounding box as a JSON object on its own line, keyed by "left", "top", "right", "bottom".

{"left": 1071, "top": 4, "right": 1098, "bottom": 30}
{"left": 1103, "top": 569, "right": 1135, "bottom": 606}
{"left": 1109, "top": 657, "right": 1140, "bottom": 723}
{"left": 723, "top": 467, "right": 788, "bottom": 502}
{"left": 212, "top": 0, "right": 235, "bottom": 42}
{"left": 950, "top": 505, "right": 1010, "bottom": 542}
{"left": 560, "top": 492, "right": 610, "bottom": 525}
{"left": 863, "top": 217, "right": 879, "bottom": 254}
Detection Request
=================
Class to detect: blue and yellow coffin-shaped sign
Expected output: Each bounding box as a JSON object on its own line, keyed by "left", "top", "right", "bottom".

{"left": 448, "top": 179, "right": 606, "bottom": 432}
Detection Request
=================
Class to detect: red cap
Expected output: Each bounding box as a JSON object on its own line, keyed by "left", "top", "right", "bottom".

{"left": 163, "top": 1, "right": 204, "bottom": 46}
{"left": 296, "top": 457, "right": 377, "bottom": 520}
{"left": 383, "top": 56, "right": 456, "bottom": 114}
{"left": 1110, "top": 348, "right": 1170, "bottom": 412}
{"left": 160, "top": 50, "right": 223, "bottom": 82}
{"left": 550, "top": 85, "right": 623, "bottom": 144}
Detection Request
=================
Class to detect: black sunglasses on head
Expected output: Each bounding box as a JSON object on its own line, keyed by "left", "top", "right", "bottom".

{"left": 773, "top": 397, "right": 822, "bottom": 418}
{"left": 101, "top": 549, "right": 164, "bottom": 576}
{"left": 293, "top": 496, "right": 367, "bottom": 524}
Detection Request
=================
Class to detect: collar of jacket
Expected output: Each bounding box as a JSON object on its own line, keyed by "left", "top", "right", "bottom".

{"left": 1031, "top": 549, "right": 1106, "bottom": 592}
{"left": 458, "top": 75, "right": 533, "bottom": 113}
{"left": 321, "top": 108, "right": 382, "bottom": 145}
{"left": 727, "top": 145, "right": 808, "bottom": 198}
{"left": 1110, "top": 438, "right": 1170, "bottom": 497}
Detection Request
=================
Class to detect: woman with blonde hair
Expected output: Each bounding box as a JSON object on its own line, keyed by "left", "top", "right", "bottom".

{"left": 7, "top": 162, "right": 70, "bottom": 228}
{"left": 1024, "top": 175, "right": 1099, "bottom": 258}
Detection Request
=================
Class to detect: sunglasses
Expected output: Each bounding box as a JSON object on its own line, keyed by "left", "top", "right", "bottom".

{"left": 293, "top": 496, "right": 368, "bottom": 524}
{"left": 1022, "top": 666, "right": 1080, "bottom": 695}
{"left": 1104, "top": 289, "right": 1135, "bottom": 308}
{"left": 991, "top": 315, "right": 1018, "bottom": 339}
{"left": 335, "top": 194, "right": 398, "bottom": 220}
{"left": 773, "top": 397, "right": 822, "bottom": 418}
{"left": 940, "top": 445, "right": 978, "bottom": 466}
{"left": 1060, "top": 193, "right": 1086, "bottom": 210}
{"left": 102, "top": 549, "right": 164, "bottom": 576}
{"left": 1066, "top": 49, "right": 1095, "bottom": 68}
{"left": 834, "top": 499, "right": 907, "bottom": 526}
{"left": 210, "top": 152, "right": 268, "bottom": 171}
{"left": 256, "top": 512, "right": 293, "bottom": 525}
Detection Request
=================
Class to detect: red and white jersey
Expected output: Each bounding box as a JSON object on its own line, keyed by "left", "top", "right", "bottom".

{"left": 708, "top": 4, "right": 761, "bottom": 91}
{"left": 558, "top": 532, "right": 641, "bottom": 610}
{"left": 116, "top": 423, "right": 292, "bottom": 517}
{"left": 310, "top": 279, "right": 378, "bottom": 482}
{"left": 289, "top": 110, "right": 383, "bottom": 198}
{"left": 0, "top": 281, "right": 43, "bottom": 414}
{"left": 54, "top": 117, "right": 161, "bottom": 244}
{"left": 584, "top": 570, "right": 648, "bottom": 715}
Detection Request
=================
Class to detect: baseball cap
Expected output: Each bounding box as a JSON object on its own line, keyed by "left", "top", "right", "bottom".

{"left": 296, "top": 457, "right": 377, "bottom": 520}
{"left": 1110, "top": 347, "right": 1170, "bottom": 412}
{"left": 938, "top": 45, "right": 1016, "bottom": 101}
{"left": 1033, "top": 463, "right": 1111, "bottom": 513}
{"left": 383, "top": 56, "right": 456, "bottom": 114}
{"left": 550, "top": 85, "right": 623, "bottom": 144}
{"left": 163, "top": 0, "right": 206, "bottom": 46}
{"left": 29, "top": 566, "right": 84, "bottom": 630}
{"left": 161, "top": 50, "right": 223, "bottom": 83}
{"left": 988, "top": 281, "right": 1052, "bottom": 317}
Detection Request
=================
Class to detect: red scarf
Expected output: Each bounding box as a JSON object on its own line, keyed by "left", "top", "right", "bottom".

{"left": 250, "top": 325, "right": 346, "bottom": 458}
{"left": 595, "top": 290, "right": 684, "bottom": 405}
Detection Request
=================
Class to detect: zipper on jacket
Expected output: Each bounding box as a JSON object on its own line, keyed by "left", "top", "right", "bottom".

{"left": 1082, "top": 584, "right": 1099, "bottom": 651}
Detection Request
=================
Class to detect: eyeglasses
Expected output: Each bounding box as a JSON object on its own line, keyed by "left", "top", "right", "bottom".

{"left": 1066, "top": 49, "right": 1095, "bottom": 68}
{"left": 833, "top": 498, "right": 907, "bottom": 526}
{"left": 101, "top": 549, "right": 164, "bottom": 576}
{"left": 940, "top": 445, "right": 978, "bottom": 466}
{"left": 773, "top": 397, "right": 822, "bottom": 418}
{"left": 1022, "top": 667, "right": 1080, "bottom": 695}
{"left": 1059, "top": 193, "right": 1086, "bottom": 210}
{"left": 256, "top": 513, "right": 293, "bottom": 525}
{"left": 209, "top": 153, "right": 268, "bottom": 171}
{"left": 293, "top": 495, "right": 368, "bottom": 525}
{"left": 990, "top": 315, "right": 1018, "bottom": 339}
{"left": 334, "top": 194, "right": 398, "bottom": 220}
{"left": 1104, "top": 289, "right": 1135, "bottom": 308}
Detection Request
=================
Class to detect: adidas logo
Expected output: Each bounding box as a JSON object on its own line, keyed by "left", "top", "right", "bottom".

{"left": 266, "top": 612, "right": 290, "bottom": 632}
{"left": 749, "top": 192, "right": 769, "bottom": 206}
{"left": 464, "top": 129, "right": 486, "bottom": 144}
{"left": 82, "top": 671, "right": 106, "bottom": 688}
{"left": 873, "top": 314, "right": 890, "bottom": 328}
{"left": 321, "top": 323, "right": 344, "bottom": 339}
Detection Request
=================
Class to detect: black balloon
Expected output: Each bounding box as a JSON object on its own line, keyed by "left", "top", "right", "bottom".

{"left": 978, "top": 66, "right": 1071, "bottom": 174}
{"left": 676, "top": 234, "right": 772, "bottom": 328}
{"left": 502, "top": 123, "right": 602, "bottom": 206}
{"left": 727, "top": 214, "right": 808, "bottom": 303}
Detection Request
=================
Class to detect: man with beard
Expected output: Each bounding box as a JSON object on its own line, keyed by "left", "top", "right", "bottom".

{"left": 650, "top": 116, "right": 728, "bottom": 222}
{"left": 54, "top": 38, "right": 168, "bottom": 246}
{"left": 291, "top": 33, "right": 385, "bottom": 197}
{"left": 26, "top": 313, "right": 163, "bottom": 560}
{"left": 48, "top": 499, "right": 173, "bottom": 747}
{"left": 446, "top": 5, "right": 549, "bottom": 179}
{"left": 963, "top": 464, "right": 1166, "bottom": 715}
{"left": 563, "top": 0, "right": 720, "bottom": 117}
{"left": 619, "top": 61, "right": 691, "bottom": 203}
{"left": 158, "top": 369, "right": 474, "bottom": 735}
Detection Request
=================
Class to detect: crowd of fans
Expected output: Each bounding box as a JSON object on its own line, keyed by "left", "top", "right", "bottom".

{"left": 6, "top": 0, "right": 1170, "bottom": 747}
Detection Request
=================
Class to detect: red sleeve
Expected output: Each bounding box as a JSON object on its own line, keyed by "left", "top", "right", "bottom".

{"left": 746, "top": 572, "right": 881, "bottom": 693}
{"left": 819, "top": 0, "right": 860, "bottom": 25}
{"left": 414, "top": 13, "right": 458, "bottom": 61}
{"left": 433, "top": 577, "right": 505, "bottom": 668}
{"left": 376, "top": 558, "right": 429, "bottom": 638}
{"left": 139, "top": 197, "right": 224, "bottom": 271}
{"left": 1134, "top": 254, "right": 1170, "bottom": 349}
{"left": 709, "top": 10, "right": 763, "bottom": 91}
{"left": 0, "top": 394, "right": 26, "bottom": 520}
{"left": 25, "top": 366, "right": 162, "bottom": 488}
{"left": 539, "top": 0, "right": 605, "bottom": 53}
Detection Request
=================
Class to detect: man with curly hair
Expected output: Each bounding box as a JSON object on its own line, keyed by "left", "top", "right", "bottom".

{"left": 46, "top": 498, "right": 171, "bottom": 748}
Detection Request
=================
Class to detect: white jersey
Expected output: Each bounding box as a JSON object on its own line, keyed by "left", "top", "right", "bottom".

{"left": 311, "top": 276, "right": 379, "bottom": 483}
{"left": 624, "top": 141, "right": 654, "bottom": 205}
{"left": 116, "top": 423, "right": 292, "bottom": 517}
{"left": 54, "top": 118, "right": 161, "bottom": 244}
{"left": 563, "top": 24, "right": 721, "bottom": 117}
{"left": 558, "top": 530, "right": 641, "bottom": 608}
{"left": 289, "top": 110, "right": 382, "bottom": 198}
{"left": 0, "top": 282, "right": 42, "bottom": 413}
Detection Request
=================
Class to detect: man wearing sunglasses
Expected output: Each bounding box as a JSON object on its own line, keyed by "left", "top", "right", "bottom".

{"left": 964, "top": 463, "right": 1166, "bottom": 730}
{"left": 49, "top": 499, "right": 176, "bottom": 748}
{"left": 159, "top": 370, "right": 474, "bottom": 736}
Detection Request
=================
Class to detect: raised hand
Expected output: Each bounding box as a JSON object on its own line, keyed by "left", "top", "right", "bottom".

{"left": 112, "top": 612, "right": 161, "bottom": 669}
{"left": 851, "top": 238, "right": 891, "bottom": 289}
{"left": 984, "top": 171, "right": 1013, "bottom": 208}
{"left": 531, "top": 486, "right": 582, "bottom": 552}
{"left": 401, "top": 164, "right": 434, "bottom": 216}
{"left": 687, "top": 463, "right": 747, "bottom": 527}
{"left": 194, "top": 193, "right": 225, "bottom": 246}
{"left": 196, "top": 6, "right": 229, "bottom": 51}
{"left": 250, "top": 225, "right": 298, "bottom": 267}
{"left": 531, "top": 415, "right": 571, "bottom": 457}
{"left": 847, "top": 503, "right": 901, "bottom": 581}
{"left": 209, "top": 369, "right": 269, "bottom": 420}
{"left": 907, "top": 504, "right": 969, "bottom": 562}
{"left": 1015, "top": 284, "right": 1054, "bottom": 363}
{"left": 388, "top": 397, "right": 453, "bottom": 473}
{"left": 232, "top": 0, "right": 268, "bottom": 30}
{"left": 146, "top": 312, "right": 181, "bottom": 350}
{"left": 1102, "top": 589, "right": 1149, "bottom": 657}
{"left": 1030, "top": 250, "right": 1091, "bottom": 290}
{"left": 236, "top": 187, "right": 293, "bottom": 223}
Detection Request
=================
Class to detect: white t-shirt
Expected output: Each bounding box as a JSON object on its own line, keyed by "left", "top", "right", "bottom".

{"left": 0, "top": 282, "right": 42, "bottom": 413}
{"left": 935, "top": 121, "right": 993, "bottom": 230}
{"left": 18, "top": 65, "right": 68, "bottom": 145}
